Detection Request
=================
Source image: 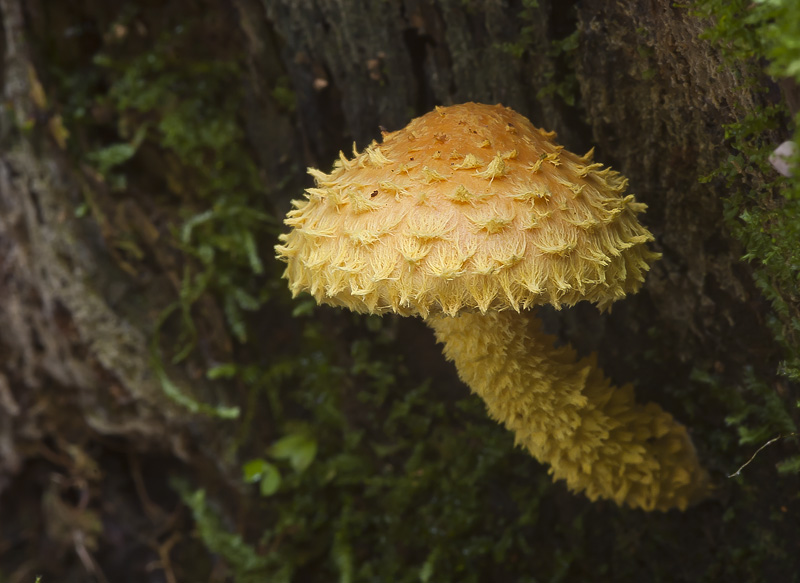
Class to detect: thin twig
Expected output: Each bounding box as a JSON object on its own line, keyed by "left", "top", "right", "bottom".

{"left": 73, "top": 530, "right": 110, "bottom": 583}
{"left": 129, "top": 452, "right": 165, "bottom": 523}
{"left": 145, "top": 531, "right": 182, "bottom": 583}
{"left": 728, "top": 433, "right": 798, "bottom": 478}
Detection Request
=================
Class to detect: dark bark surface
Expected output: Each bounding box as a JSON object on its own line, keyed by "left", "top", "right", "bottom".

{"left": 1, "top": 1, "right": 797, "bottom": 581}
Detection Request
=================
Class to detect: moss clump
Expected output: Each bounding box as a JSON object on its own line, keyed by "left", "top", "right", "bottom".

{"left": 180, "top": 311, "right": 560, "bottom": 582}
{"left": 497, "top": 0, "right": 580, "bottom": 107}
{"left": 695, "top": 0, "right": 800, "bottom": 381}
{"left": 693, "top": 0, "right": 800, "bottom": 473}
{"left": 92, "top": 26, "right": 273, "bottom": 345}
{"left": 51, "top": 8, "right": 282, "bottom": 417}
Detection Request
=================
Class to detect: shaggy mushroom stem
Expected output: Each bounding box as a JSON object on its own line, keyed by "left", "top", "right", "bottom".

{"left": 426, "top": 310, "right": 710, "bottom": 511}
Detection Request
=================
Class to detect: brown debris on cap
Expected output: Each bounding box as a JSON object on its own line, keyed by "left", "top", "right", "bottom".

{"left": 276, "top": 102, "right": 660, "bottom": 317}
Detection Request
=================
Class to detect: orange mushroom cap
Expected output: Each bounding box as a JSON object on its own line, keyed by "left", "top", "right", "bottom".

{"left": 276, "top": 102, "right": 660, "bottom": 317}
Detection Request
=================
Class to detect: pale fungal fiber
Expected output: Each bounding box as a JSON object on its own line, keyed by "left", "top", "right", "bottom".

{"left": 276, "top": 102, "right": 710, "bottom": 511}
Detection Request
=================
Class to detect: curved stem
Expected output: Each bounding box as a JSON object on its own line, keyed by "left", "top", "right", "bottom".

{"left": 426, "top": 310, "right": 709, "bottom": 511}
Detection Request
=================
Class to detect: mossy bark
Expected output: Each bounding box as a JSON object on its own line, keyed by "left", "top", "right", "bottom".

{"left": 0, "top": 0, "right": 796, "bottom": 581}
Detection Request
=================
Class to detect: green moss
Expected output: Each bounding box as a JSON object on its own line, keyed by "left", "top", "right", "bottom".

{"left": 690, "top": 366, "right": 798, "bottom": 475}
{"left": 695, "top": 0, "right": 800, "bottom": 382}
{"left": 96, "top": 33, "right": 273, "bottom": 339}
{"left": 272, "top": 75, "right": 297, "bottom": 113}
{"left": 177, "top": 310, "right": 562, "bottom": 582}
{"left": 175, "top": 482, "right": 282, "bottom": 582}
{"left": 691, "top": 0, "right": 800, "bottom": 481}
{"left": 53, "top": 12, "right": 282, "bottom": 416}
{"left": 535, "top": 30, "right": 580, "bottom": 107}
{"left": 497, "top": 1, "right": 579, "bottom": 107}
{"left": 496, "top": 0, "right": 541, "bottom": 59}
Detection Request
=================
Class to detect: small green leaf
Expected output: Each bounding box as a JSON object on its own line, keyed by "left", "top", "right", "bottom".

{"left": 234, "top": 288, "right": 261, "bottom": 311}
{"left": 243, "top": 458, "right": 267, "bottom": 482}
{"left": 243, "top": 458, "right": 282, "bottom": 496}
{"left": 270, "top": 433, "right": 318, "bottom": 472}
{"left": 332, "top": 531, "right": 354, "bottom": 583}
{"left": 181, "top": 209, "right": 214, "bottom": 244}
{"left": 154, "top": 366, "right": 240, "bottom": 419}
{"left": 776, "top": 453, "right": 800, "bottom": 475}
{"left": 291, "top": 298, "right": 316, "bottom": 317}
{"left": 207, "top": 363, "right": 238, "bottom": 379}
{"left": 244, "top": 230, "right": 264, "bottom": 275}
{"left": 89, "top": 142, "right": 136, "bottom": 174}
{"left": 420, "top": 547, "right": 441, "bottom": 582}
{"left": 259, "top": 464, "right": 282, "bottom": 496}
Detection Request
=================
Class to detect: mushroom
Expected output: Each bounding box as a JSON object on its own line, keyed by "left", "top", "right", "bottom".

{"left": 275, "top": 102, "right": 710, "bottom": 511}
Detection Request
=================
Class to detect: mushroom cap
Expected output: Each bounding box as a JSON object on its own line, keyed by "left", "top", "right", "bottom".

{"left": 276, "top": 102, "right": 659, "bottom": 317}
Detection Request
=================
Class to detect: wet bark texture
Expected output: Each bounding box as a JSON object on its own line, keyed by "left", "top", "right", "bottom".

{"left": 0, "top": 0, "right": 236, "bottom": 490}
{"left": 0, "top": 0, "right": 793, "bottom": 581}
